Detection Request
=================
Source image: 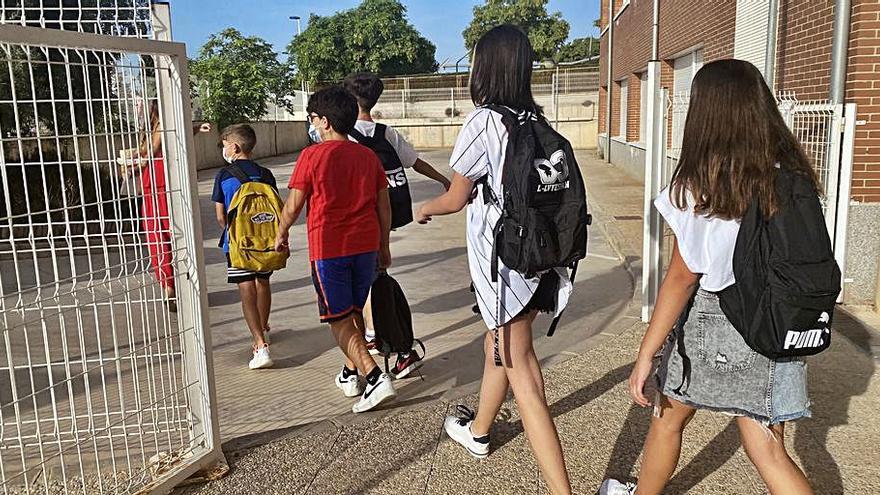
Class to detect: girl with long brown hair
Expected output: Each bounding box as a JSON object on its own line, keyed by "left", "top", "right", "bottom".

{"left": 601, "top": 59, "right": 816, "bottom": 495}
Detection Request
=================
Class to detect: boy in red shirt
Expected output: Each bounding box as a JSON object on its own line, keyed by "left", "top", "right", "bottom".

{"left": 275, "top": 86, "right": 396, "bottom": 413}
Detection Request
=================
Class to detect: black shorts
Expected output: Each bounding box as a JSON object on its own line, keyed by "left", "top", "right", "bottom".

{"left": 516, "top": 271, "right": 559, "bottom": 318}
{"left": 226, "top": 254, "right": 272, "bottom": 284}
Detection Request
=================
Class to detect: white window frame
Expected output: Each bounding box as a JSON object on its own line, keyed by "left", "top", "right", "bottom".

{"left": 617, "top": 78, "right": 628, "bottom": 139}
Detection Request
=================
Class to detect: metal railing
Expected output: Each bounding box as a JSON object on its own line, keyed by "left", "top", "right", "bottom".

{"left": 372, "top": 68, "right": 600, "bottom": 122}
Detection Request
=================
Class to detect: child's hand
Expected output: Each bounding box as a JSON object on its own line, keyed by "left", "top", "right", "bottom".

{"left": 628, "top": 355, "right": 654, "bottom": 408}
{"left": 274, "top": 231, "right": 289, "bottom": 253}
{"left": 378, "top": 245, "right": 392, "bottom": 269}
{"left": 415, "top": 206, "right": 432, "bottom": 224}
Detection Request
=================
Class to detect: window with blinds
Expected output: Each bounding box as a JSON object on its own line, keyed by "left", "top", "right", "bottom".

{"left": 733, "top": 0, "right": 771, "bottom": 78}
{"left": 671, "top": 50, "right": 703, "bottom": 153}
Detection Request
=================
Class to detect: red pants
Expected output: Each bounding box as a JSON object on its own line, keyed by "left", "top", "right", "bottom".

{"left": 141, "top": 158, "right": 175, "bottom": 292}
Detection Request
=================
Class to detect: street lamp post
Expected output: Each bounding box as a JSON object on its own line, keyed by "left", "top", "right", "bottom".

{"left": 289, "top": 15, "right": 308, "bottom": 115}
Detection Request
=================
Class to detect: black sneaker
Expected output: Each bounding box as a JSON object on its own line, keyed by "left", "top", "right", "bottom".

{"left": 391, "top": 350, "right": 423, "bottom": 379}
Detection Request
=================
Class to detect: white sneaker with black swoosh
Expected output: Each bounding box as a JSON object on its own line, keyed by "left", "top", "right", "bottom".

{"left": 335, "top": 369, "right": 363, "bottom": 398}
{"left": 352, "top": 372, "right": 396, "bottom": 413}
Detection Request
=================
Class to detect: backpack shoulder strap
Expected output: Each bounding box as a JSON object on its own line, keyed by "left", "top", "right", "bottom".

{"left": 349, "top": 127, "right": 369, "bottom": 144}
{"left": 225, "top": 163, "right": 252, "bottom": 184}
{"left": 373, "top": 123, "right": 388, "bottom": 142}
{"left": 258, "top": 167, "right": 275, "bottom": 186}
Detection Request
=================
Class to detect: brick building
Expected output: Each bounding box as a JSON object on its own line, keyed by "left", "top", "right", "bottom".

{"left": 597, "top": 0, "right": 880, "bottom": 308}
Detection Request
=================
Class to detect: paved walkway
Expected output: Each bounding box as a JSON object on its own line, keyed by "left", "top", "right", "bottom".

{"left": 196, "top": 149, "right": 634, "bottom": 440}
{"left": 179, "top": 151, "right": 880, "bottom": 495}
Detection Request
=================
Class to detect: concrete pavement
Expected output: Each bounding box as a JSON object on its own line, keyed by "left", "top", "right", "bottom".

{"left": 179, "top": 151, "right": 880, "bottom": 494}
{"left": 197, "top": 149, "right": 635, "bottom": 440}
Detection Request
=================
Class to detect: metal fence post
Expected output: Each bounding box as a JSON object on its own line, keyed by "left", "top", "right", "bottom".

{"left": 151, "top": 4, "right": 227, "bottom": 487}
{"left": 834, "top": 103, "right": 857, "bottom": 302}
{"left": 451, "top": 87, "right": 456, "bottom": 119}
{"left": 642, "top": 61, "right": 666, "bottom": 321}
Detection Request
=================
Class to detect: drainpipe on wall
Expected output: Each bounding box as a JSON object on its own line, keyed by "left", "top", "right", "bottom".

{"left": 829, "top": 0, "right": 852, "bottom": 104}
{"left": 605, "top": 0, "right": 614, "bottom": 163}
{"left": 764, "top": 0, "right": 779, "bottom": 90}
{"left": 829, "top": 0, "right": 853, "bottom": 304}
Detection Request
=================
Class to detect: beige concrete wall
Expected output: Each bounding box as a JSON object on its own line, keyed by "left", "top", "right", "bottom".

{"left": 194, "top": 121, "right": 309, "bottom": 170}
{"left": 876, "top": 260, "right": 880, "bottom": 313}
{"left": 389, "top": 120, "right": 598, "bottom": 150}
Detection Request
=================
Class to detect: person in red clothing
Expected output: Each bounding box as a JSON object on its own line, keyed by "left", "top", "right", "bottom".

{"left": 274, "top": 86, "right": 397, "bottom": 414}
{"left": 124, "top": 101, "right": 210, "bottom": 311}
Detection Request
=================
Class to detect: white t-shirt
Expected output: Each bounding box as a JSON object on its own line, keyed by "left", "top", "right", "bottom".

{"left": 654, "top": 186, "right": 740, "bottom": 291}
{"left": 350, "top": 120, "right": 419, "bottom": 168}
{"left": 452, "top": 107, "right": 572, "bottom": 329}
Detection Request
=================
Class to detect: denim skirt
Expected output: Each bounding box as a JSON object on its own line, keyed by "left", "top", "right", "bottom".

{"left": 657, "top": 290, "right": 812, "bottom": 425}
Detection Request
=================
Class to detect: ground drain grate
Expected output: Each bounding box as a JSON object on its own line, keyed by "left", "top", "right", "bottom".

{"left": 613, "top": 215, "right": 642, "bottom": 220}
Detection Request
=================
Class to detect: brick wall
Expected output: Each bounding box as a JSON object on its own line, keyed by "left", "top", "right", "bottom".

{"left": 848, "top": 0, "right": 880, "bottom": 203}
{"left": 775, "top": 0, "right": 835, "bottom": 99}
{"left": 597, "top": 0, "right": 735, "bottom": 138}
{"left": 599, "top": 85, "right": 607, "bottom": 133}
{"left": 657, "top": 0, "right": 736, "bottom": 65}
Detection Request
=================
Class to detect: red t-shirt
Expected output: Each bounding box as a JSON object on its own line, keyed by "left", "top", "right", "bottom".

{"left": 288, "top": 140, "right": 387, "bottom": 261}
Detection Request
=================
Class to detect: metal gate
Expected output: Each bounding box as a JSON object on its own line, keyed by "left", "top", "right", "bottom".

{"left": 642, "top": 92, "right": 857, "bottom": 319}
{"left": 0, "top": 22, "right": 222, "bottom": 494}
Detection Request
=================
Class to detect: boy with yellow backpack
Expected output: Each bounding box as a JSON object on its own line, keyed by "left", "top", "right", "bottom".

{"left": 212, "top": 124, "right": 288, "bottom": 370}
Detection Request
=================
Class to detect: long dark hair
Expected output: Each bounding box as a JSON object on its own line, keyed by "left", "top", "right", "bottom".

{"left": 469, "top": 24, "right": 542, "bottom": 115}
{"left": 670, "top": 59, "right": 817, "bottom": 219}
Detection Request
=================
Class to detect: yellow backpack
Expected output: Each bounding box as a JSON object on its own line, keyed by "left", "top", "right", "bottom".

{"left": 225, "top": 165, "right": 288, "bottom": 272}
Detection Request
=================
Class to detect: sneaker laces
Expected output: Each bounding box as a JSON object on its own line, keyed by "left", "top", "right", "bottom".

{"left": 454, "top": 405, "right": 476, "bottom": 426}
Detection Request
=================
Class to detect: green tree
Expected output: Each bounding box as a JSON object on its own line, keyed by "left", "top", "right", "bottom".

{"left": 288, "top": 0, "right": 437, "bottom": 84}
{"left": 463, "top": 0, "right": 570, "bottom": 62}
{"left": 556, "top": 37, "right": 600, "bottom": 62}
{"left": 190, "top": 28, "right": 286, "bottom": 129}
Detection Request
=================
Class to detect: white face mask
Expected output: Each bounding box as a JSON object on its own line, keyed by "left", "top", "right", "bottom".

{"left": 222, "top": 146, "right": 236, "bottom": 164}
{"left": 308, "top": 123, "right": 322, "bottom": 144}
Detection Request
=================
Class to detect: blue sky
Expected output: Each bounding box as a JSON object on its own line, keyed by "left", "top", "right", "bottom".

{"left": 170, "top": 0, "right": 601, "bottom": 64}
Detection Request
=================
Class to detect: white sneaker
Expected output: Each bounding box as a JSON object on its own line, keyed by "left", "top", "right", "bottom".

{"left": 335, "top": 369, "right": 363, "bottom": 398}
{"left": 352, "top": 372, "right": 396, "bottom": 413}
{"left": 443, "top": 405, "right": 489, "bottom": 459}
{"left": 248, "top": 344, "right": 274, "bottom": 370}
{"left": 599, "top": 479, "right": 637, "bottom": 495}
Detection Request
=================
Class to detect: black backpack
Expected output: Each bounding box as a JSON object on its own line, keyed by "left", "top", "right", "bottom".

{"left": 350, "top": 123, "right": 413, "bottom": 229}
{"left": 718, "top": 168, "right": 841, "bottom": 358}
{"left": 481, "top": 105, "right": 591, "bottom": 336}
{"left": 370, "top": 271, "right": 425, "bottom": 371}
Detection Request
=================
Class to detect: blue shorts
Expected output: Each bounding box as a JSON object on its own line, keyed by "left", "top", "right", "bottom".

{"left": 310, "top": 252, "right": 377, "bottom": 323}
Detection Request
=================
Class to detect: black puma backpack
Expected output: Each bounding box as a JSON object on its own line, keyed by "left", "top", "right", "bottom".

{"left": 718, "top": 168, "right": 841, "bottom": 358}
{"left": 481, "top": 104, "right": 591, "bottom": 336}
{"left": 350, "top": 123, "right": 414, "bottom": 229}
